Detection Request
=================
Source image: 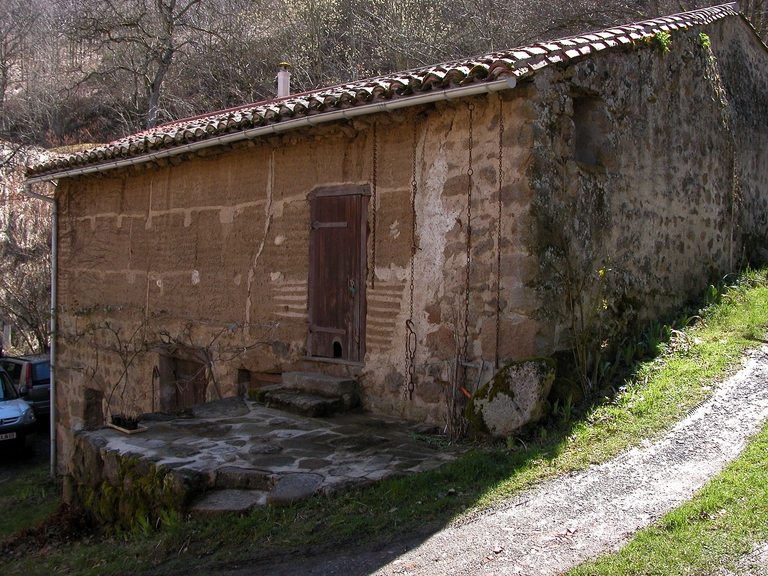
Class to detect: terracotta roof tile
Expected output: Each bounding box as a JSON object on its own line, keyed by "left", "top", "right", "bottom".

{"left": 27, "top": 2, "right": 740, "bottom": 179}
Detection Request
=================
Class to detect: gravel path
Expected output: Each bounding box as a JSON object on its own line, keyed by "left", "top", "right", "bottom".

{"left": 372, "top": 347, "right": 768, "bottom": 576}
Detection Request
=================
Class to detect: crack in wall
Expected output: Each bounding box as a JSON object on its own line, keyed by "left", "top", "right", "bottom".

{"left": 245, "top": 148, "right": 275, "bottom": 326}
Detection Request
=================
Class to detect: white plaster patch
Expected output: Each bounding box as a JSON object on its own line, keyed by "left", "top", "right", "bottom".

{"left": 416, "top": 147, "right": 454, "bottom": 307}
{"left": 156, "top": 278, "right": 163, "bottom": 290}
{"left": 389, "top": 220, "right": 400, "bottom": 239}
{"left": 234, "top": 273, "right": 242, "bottom": 286}
{"left": 192, "top": 270, "right": 200, "bottom": 285}
{"left": 274, "top": 235, "right": 286, "bottom": 245}
{"left": 184, "top": 211, "right": 192, "bottom": 227}
{"left": 270, "top": 271, "right": 284, "bottom": 283}
{"left": 116, "top": 215, "right": 123, "bottom": 228}
{"left": 126, "top": 270, "right": 136, "bottom": 284}
{"left": 374, "top": 264, "right": 408, "bottom": 283}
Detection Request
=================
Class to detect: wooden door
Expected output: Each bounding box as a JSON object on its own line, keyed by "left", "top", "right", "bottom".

{"left": 307, "top": 185, "right": 369, "bottom": 362}
{"left": 173, "top": 358, "right": 207, "bottom": 408}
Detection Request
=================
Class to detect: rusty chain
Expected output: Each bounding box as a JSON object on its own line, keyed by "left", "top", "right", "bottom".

{"left": 404, "top": 121, "right": 418, "bottom": 400}
{"left": 496, "top": 93, "right": 504, "bottom": 369}
{"left": 464, "top": 102, "right": 474, "bottom": 364}
{"left": 371, "top": 123, "right": 378, "bottom": 289}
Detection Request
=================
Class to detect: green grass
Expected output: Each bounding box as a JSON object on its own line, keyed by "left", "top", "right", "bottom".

{"left": 2, "top": 268, "right": 768, "bottom": 575}
{"left": 0, "top": 461, "right": 61, "bottom": 541}
{"left": 569, "top": 420, "right": 768, "bottom": 575}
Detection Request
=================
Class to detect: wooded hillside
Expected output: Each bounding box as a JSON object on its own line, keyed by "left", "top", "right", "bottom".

{"left": 1, "top": 0, "right": 765, "bottom": 149}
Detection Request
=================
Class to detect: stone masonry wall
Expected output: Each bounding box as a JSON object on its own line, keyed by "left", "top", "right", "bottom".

{"left": 524, "top": 19, "right": 766, "bottom": 355}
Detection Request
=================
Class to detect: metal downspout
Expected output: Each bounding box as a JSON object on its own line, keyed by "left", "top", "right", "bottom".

{"left": 23, "top": 182, "right": 57, "bottom": 479}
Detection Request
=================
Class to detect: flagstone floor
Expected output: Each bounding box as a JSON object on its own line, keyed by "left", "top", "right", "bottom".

{"left": 86, "top": 397, "right": 462, "bottom": 512}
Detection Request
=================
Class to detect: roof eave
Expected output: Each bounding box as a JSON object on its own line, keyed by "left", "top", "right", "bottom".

{"left": 25, "top": 76, "right": 517, "bottom": 185}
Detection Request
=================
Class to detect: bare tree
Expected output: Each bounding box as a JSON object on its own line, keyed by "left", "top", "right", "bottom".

{"left": 0, "top": 142, "right": 52, "bottom": 353}
{"left": 0, "top": 0, "right": 37, "bottom": 136}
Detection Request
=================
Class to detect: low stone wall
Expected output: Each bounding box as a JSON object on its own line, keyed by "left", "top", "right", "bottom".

{"left": 67, "top": 432, "right": 202, "bottom": 529}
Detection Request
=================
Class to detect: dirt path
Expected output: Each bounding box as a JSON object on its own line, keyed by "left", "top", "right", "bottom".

{"left": 218, "top": 348, "right": 768, "bottom": 576}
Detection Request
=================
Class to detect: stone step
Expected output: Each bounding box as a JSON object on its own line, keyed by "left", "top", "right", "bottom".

{"left": 250, "top": 385, "right": 358, "bottom": 417}
{"left": 282, "top": 372, "right": 358, "bottom": 399}
{"left": 191, "top": 488, "right": 268, "bottom": 516}
{"left": 191, "top": 472, "right": 324, "bottom": 515}
{"left": 214, "top": 466, "right": 274, "bottom": 490}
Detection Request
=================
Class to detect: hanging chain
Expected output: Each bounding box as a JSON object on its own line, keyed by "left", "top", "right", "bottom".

{"left": 463, "top": 103, "right": 474, "bottom": 364}
{"left": 371, "top": 123, "right": 378, "bottom": 289}
{"left": 496, "top": 93, "right": 504, "bottom": 369}
{"left": 403, "top": 121, "right": 418, "bottom": 400}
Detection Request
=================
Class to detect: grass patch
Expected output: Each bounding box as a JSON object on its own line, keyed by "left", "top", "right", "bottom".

{"left": 569, "top": 419, "right": 768, "bottom": 575}
{"left": 0, "top": 462, "right": 61, "bottom": 540}
{"left": 2, "top": 269, "right": 768, "bottom": 575}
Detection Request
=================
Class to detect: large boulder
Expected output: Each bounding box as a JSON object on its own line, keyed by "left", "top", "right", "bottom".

{"left": 465, "top": 357, "right": 556, "bottom": 437}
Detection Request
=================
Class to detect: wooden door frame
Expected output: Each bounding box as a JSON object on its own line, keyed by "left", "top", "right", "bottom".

{"left": 307, "top": 185, "right": 369, "bottom": 362}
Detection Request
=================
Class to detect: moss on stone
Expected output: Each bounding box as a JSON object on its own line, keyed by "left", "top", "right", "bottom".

{"left": 466, "top": 357, "right": 556, "bottom": 438}
{"left": 77, "top": 451, "right": 187, "bottom": 531}
{"left": 247, "top": 387, "right": 268, "bottom": 402}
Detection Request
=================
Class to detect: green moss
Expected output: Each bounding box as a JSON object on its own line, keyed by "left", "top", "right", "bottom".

{"left": 78, "top": 452, "right": 186, "bottom": 531}
{"left": 247, "top": 388, "right": 268, "bottom": 401}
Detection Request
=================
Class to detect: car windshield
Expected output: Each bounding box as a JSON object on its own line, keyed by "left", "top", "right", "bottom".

{"left": 0, "top": 372, "right": 18, "bottom": 401}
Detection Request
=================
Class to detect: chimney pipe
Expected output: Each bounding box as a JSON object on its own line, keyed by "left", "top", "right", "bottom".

{"left": 277, "top": 62, "right": 291, "bottom": 98}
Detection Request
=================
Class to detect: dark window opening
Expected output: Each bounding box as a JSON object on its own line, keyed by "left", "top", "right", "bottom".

{"left": 333, "top": 341, "right": 343, "bottom": 358}
{"left": 572, "top": 97, "right": 612, "bottom": 166}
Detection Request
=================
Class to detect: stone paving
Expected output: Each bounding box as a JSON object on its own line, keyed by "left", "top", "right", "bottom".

{"left": 85, "top": 397, "right": 461, "bottom": 514}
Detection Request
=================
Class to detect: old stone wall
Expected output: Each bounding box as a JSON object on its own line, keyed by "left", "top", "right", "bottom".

{"left": 524, "top": 18, "right": 766, "bottom": 361}
{"left": 710, "top": 17, "right": 768, "bottom": 262}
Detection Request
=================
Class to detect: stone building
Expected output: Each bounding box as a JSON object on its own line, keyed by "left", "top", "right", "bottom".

{"left": 26, "top": 3, "right": 768, "bottom": 472}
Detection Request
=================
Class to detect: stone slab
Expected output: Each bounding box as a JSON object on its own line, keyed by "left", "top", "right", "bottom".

{"left": 215, "top": 466, "right": 274, "bottom": 490}
{"left": 192, "top": 489, "right": 267, "bottom": 516}
{"left": 266, "top": 473, "right": 324, "bottom": 506}
{"left": 262, "top": 389, "right": 344, "bottom": 417}
{"left": 282, "top": 372, "right": 358, "bottom": 398}
{"left": 192, "top": 396, "right": 251, "bottom": 419}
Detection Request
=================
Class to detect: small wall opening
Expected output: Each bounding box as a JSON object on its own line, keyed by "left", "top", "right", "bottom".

{"left": 572, "top": 97, "right": 612, "bottom": 166}
{"left": 83, "top": 388, "right": 104, "bottom": 429}
{"left": 158, "top": 356, "right": 208, "bottom": 410}
{"left": 333, "top": 341, "right": 343, "bottom": 358}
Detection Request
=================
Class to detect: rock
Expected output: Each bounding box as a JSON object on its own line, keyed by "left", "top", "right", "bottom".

{"left": 215, "top": 466, "right": 273, "bottom": 490}
{"left": 248, "top": 443, "right": 283, "bottom": 455}
{"left": 465, "top": 357, "right": 556, "bottom": 437}
{"left": 266, "top": 473, "right": 323, "bottom": 506}
{"left": 192, "top": 489, "right": 267, "bottom": 516}
{"left": 192, "top": 396, "right": 250, "bottom": 418}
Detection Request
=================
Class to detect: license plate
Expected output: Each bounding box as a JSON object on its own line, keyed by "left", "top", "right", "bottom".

{"left": 0, "top": 432, "right": 16, "bottom": 441}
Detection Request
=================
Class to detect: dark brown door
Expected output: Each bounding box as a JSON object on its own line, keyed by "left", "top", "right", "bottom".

{"left": 308, "top": 186, "right": 368, "bottom": 361}
{"left": 173, "top": 358, "right": 207, "bottom": 408}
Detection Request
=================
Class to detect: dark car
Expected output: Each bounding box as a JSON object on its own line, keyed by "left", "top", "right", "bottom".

{"left": 0, "top": 355, "right": 50, "bottom": 416}
{"left": 0, "top": 367, "right": 36, "bottom": 457}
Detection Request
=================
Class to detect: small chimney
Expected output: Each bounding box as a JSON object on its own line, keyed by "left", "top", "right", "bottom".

{"left": 277, "top": 62, "right": 291, "bottom": 98}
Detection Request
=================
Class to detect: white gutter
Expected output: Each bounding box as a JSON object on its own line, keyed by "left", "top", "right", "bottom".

{"left": 23, "top": 183, "right": 57, "bottom": 479}
{"left": 25, "top": 76, "right": 517, "bottom": 184}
